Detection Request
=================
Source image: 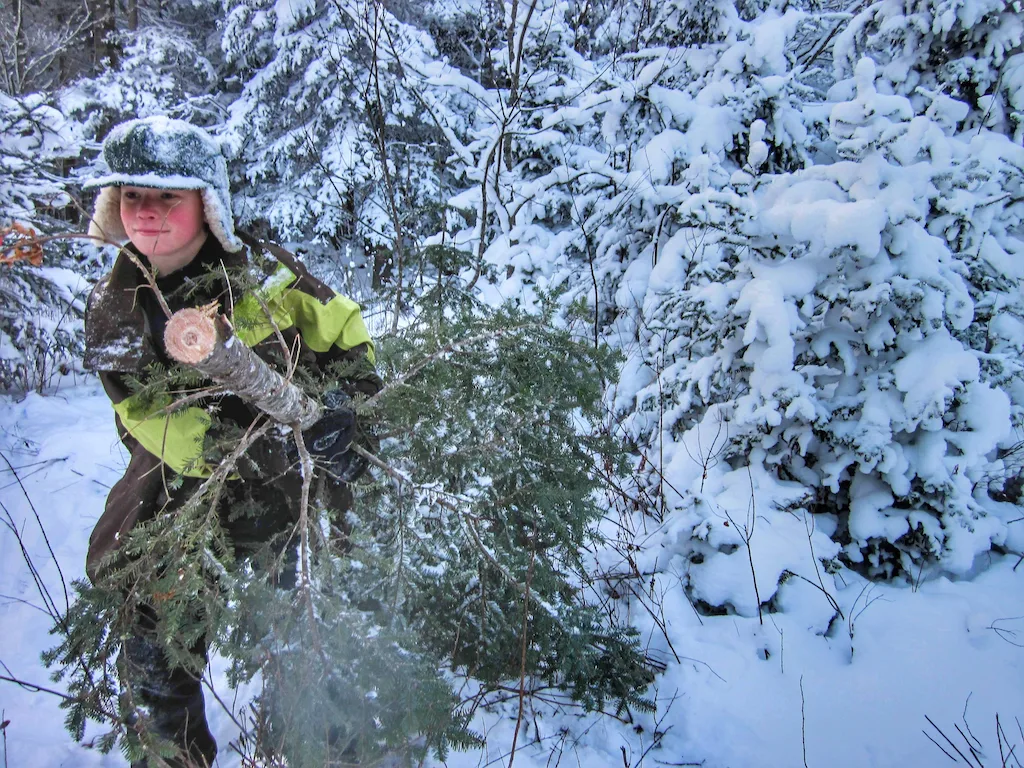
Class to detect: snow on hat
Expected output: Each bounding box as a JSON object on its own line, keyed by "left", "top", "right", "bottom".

{"left": 85, "top": 116, "right": 242, "bottom": 252}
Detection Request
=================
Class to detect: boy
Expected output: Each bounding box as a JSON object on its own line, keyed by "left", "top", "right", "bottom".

{"left": 83, "top": 116, "right": 379, "bottom": 766}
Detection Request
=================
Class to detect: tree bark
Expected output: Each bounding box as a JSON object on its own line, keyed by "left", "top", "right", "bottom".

{"left": 163, "top": 308, "right": 322, "bottom": 429}
{"left": 104, "top": 0, "right": 118, "bottom": 67}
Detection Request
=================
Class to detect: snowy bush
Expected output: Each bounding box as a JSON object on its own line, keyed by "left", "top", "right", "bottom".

{"left": 0, "top": 91, "right": 87, "bottom": 393}
{"left": 429, "top": 0, "right": 1024, "bottom": 610}
{"left": 65, "top": 24, "right": 220, "bottom": 138}
{"left": 0, "top": 92, "right": 76, "bottom": 223}
{"left": 611, "top": 51, "right": 1024, "bottom": 598}
{"left": 0, "top": 257, "right": 88, "bottom": 393}
{"left": 834, "top": 0, "right": 1024, "bottom": 141}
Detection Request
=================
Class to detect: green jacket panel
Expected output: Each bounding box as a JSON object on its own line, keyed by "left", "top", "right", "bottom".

{"left": 83, "top": 231, "right": 380, "bottom": 580}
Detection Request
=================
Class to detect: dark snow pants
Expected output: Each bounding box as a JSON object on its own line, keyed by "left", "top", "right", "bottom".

{"left": 118, "top": 476, "right": 305, "bottom": 768}
{"left": 122, "top": 608, "right": 217, "bottom": 768}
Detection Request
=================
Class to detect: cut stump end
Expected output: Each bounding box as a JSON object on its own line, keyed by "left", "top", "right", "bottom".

{"left": 165, "top": 307, "right": 218, "bottom": 365}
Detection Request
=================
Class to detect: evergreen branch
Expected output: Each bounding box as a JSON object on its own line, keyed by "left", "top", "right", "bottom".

{"left": 351, "top": 445, "right": 559, "bottom": 620}
{"left": 181, "top": 417, "right": 274, "bottom": 520}
{"left": 290, "top": 424, "right": 329, "bottom": 666}
{"left": 362, "top": 322, "right": 534, "bottom": 411}
{"left": 144, "top": 385, "right": 230, "bottom": 419}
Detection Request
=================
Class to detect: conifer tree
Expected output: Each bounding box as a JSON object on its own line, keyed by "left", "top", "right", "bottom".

{"left": 219, "top": 0, "right": 444, "bottom": 257}
{"left": 44, "top": 251, "right": 652, "bottom": 766}
{"left": 0, "top": 91, "right": 85, "bottom": 392}
{"left": 833, "top": 0, "right": 1023, "bottom": 141}
{"left": 610, "top": 42, "right": 1023, "bottom": 600}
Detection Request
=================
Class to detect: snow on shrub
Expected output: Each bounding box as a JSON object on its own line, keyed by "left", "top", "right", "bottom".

{"left": 617, "top": 52, "right": 1023, "bottom": 611}
{"left": 0, "top": 92, "right": 86, "bottom": 393}
{"left": 449, "top": 3, "right": 1024, "bottom": 612}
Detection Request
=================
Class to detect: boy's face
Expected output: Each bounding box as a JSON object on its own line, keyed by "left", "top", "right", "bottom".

{"left": 119, "top": 186, "right": 208, "bottom": 275}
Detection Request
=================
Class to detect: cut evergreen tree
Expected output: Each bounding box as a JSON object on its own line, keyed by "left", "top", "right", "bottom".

{"left": 44, "top": 252, "right": 652, "bottom": 766}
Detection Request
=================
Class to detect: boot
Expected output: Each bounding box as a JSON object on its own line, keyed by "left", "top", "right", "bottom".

{"left": 121, "top": 633, "right": 217, "bottom": 767}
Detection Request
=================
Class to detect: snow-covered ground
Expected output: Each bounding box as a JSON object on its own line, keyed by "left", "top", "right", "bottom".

{"left": 1, "top": 382, "right": 1021, "bottom": 767}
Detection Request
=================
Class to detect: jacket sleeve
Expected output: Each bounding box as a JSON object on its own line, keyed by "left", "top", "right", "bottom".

{"left": 233, "top": 236, "right": 383, "bottom": 398}
{"left": 92, "top": 237, "right": 382, "bottom": 480}
{"left": 97, "top": 365, "right": 213, "bottom": 477}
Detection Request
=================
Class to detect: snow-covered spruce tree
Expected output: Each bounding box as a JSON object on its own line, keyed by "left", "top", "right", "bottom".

{"left": 45, "top": 254, "right": 651, "bottom": 765}
{"left": 0, "top": 90, "right": 86, "bottom": 392}
{"left": 564, "top": 3, "right": 842, "bottom": 614}
{"left": 614, "top": 48, "right": 1024, "bottom": 611}
{"left": 833, "top": 0, "right": 1023, "bottom": 142}
{"left": 66, "top": 20, "right": 222, "bottom": 140}
{"left": 220, "top": 0, "right": 448, "bottom": 298}
{"left": 830, "top": 0, "right": 1024, "bottom": 499}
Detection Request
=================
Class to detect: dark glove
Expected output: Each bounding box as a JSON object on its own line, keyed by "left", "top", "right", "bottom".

{"left": 302, "top": 390, "right": 368, "bottom": 483}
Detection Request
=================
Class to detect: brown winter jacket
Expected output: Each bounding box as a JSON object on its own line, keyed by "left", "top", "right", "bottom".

{"left": 83, "top": 231, "right": 380, "bottom": 582}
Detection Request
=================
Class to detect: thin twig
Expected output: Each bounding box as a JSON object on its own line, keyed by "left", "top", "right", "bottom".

{"left": 0, "top": 449, "right": 69, "bottom": 615}
{"left": 0, "top": 670, "right": 82, "bottom": 704}
{"left": 926, "top": 714, "right": 979, "bottom": 766}
{"left": 800, "top": 675, "right": 808, "bottom": 768}
{"left": 290, "top": 424, "right": 328, "bottom": 666}
{"left": 924, "top": 729, "right": 960, "bottom": 763}
{"left": 508, "top": 529, "right": 537, "bottom": 768}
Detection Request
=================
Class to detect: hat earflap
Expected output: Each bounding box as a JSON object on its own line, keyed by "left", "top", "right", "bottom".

{"left": 200, "top": 188, "right": 243, "bottom": 253}
{"left": 87, "top": 186, "right": 128, "bottom": 245}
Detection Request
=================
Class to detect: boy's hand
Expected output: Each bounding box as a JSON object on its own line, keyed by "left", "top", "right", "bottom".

{"left": 302, "top": 390, "right": 368, "bottom": 482}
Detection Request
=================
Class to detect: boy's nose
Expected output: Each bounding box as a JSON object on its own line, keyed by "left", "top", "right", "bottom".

{"left": 136, "top": 197, "right": 159, "bottom": 216}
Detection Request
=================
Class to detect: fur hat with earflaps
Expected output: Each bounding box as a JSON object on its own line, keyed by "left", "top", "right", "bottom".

{"left": 85, "top": 116, "right": 243, "bottom": 253}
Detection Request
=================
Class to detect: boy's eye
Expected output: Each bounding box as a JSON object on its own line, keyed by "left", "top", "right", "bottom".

{"left": 160, "top": 192, "right": 178, "bottom": 200}
{"left": 123, "top": 190, "right": 140, "bottom": 200}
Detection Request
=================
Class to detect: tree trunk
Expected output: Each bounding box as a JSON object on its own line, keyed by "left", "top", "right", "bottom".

{"left": 89, "top": 0, "right": 103, "bottom": 67}
{"left": 163, "top": 308, "right": 322, "bottom": 429}
{"left": 11, "top": 0, "right": 27, "bottom": 93}
{"left": 104, "top": 0, "right": 118, "bottom": 67}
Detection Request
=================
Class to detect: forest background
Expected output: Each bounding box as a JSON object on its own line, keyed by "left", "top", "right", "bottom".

{"left": 1, "top": 0, "right": 1024, "bottom": 766}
